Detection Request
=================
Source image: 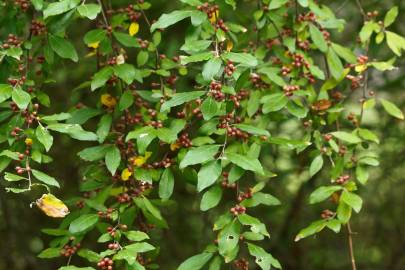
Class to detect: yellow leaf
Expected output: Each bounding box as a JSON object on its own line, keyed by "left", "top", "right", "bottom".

{"left": 101, "top": 94, "right": 117, "bottom": 108}
{"left": 36, "top": 194, "right": 69, "bottom": 218}
{"left": 209, "top": 10, "right": 219, "bottom": 24}
{"left": 170, "top": 142, "right": 180, "bottom": 151}
{"left": 355, "top": 64, "right": 367, "bottom": 73}
{"left": 131, "top": 151, "right": 152, "bottom": 167}
{"left": 226, "top": 40, "right": 233, "bottom": 52}
{"left": 121, "top": 168, "right": 133, "bottom": 181}
{"left": 25, "top": 138, "right": 33, "bottom": 146}
{"left": 88, "top": 41, "right": 100, "bottom": 49}
{"left": 129, "top": 22, "right": 139, "bottom": 36}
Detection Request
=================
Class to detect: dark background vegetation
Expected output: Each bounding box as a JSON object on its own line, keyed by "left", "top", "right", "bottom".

{"left": 0, "top": 0, "right": 404, "bottom": 269}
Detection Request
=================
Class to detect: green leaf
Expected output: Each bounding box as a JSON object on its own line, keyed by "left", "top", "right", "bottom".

{"left": 309, "top": 155, "right": 323, "bottom": 177}
{"left": 309, "top": 185, "right": 342, "bottom": 204}
{"left": 380, "top": 98, "right": 404, "bottom": 120}
{"left": 177, "top": 252, "right": 213, "bottom": 270}
{"left": 41, "top": 113, "right": 71, "bottom": 122}
{"left": 225, "top": 152, "right": 264, "bottom": 175}
{"left": 31, "top": 0, "right": 44, "bottom": 10}
{"left": 261, "top": 93, "right": 288, "bottom": 113}
{"left": 247, "top": 243, "right": 281, "bottom": 269}
{"left": 247, "top": 91, "right": 261, "bottom": 117}
{"left": 359, "top": 21, "right": 380, "bottom": 43}
{"left": 201, "top": 97, "right": 219, "bottom": 120}
{"left": 113, "top": 64, "right": 138, "bottom": 84}
{"left": 91, "top": 66, "right": 113, "bottom": 91}
{"left": 151, "top": 10, "right": 204, "bottom": 32}
{"left": 330, "top": 131, "right": 362, "bottom": 144}
{"left": 234, "top": 124, "right": 270, "bottom": 137}
{"left": 4, "top": 172, "right": 27, "bottom": 182}
{"left": 309, "top": 24, "right": 328, "bottom": 52}
{"left": 179, "top": 145, "right": 220, "bottom": 168}
{"left": 105, "top": 145, "right": 121, "bottom": 175}
{"left": 96, "top": 114, "right": 112, "bottom": 143}
{"left": 119, "top": 90, "right": 134, "bottom": 111}
{"left": 77, "top": 4, "right": 101, "bottom": 20}
{"left": 218, "top": 220, "right": 240, "bottom": 261}
{"left": 356, "top": 165, "right": 369, "bottom": 185}
{"left": 31, "top": 169, "right": 60, "bottom": 188}
{"left": 331, "top": 43, "right": 356, "bottom": 64}
{"left": 197, "top": 160, "right": 222, "bottom": 192}
{"left": 125, "top": 242, "right": 155, "bottom": 253}
{"left": 357, "top": 128, "right": 379, "bottom": 144}
{"left": 268, "top": 0, "right": 288, "bottom": 10}
{"left": 38, "top": 248, "right": 61, "bottom": 259}
{"left": 258, "top": 67, "right": 285, "bottom": 86}
{"left": 0, "top": 84, "right": 12, "bottom": 103}
{"left": 125, "top": 231, "right": 149, "bottom": 242}
{"left": 386, "top": 31, "right": 405, "bottom": 56}
{"left": 77, "top": 249, "right": 101, "bottom": 263}
{"left": 159, "top": 168, "right": 174, "bottom": 200}
{"left": 202, "top": 57, "right": 222, "bottom": 81}
{"left": 181, "top": 52, "right": 213, "bottom": 65}
{"left": 295, "top": 220, "right": 326, "bottom": 242}
{"left": 43, "top": 0, "right": 80, "bottom": 18}
{"left": 78, "top": 145, "right": 109, "bottom": 161}
{"left": 327, "top": 48, "right": 344, "bottom": 79}
{"left": 47, "top": 124, "right": 98, "bottom": 141}
{"left": 83, "top": 29, "right": 106, "bottom": 45}
{"left": 69, "top": 214, "right": 99, "bottom": 234}
{"left": 36, "top": 125, "right": 53, "bottom": 152}
{"left": 113, "top": 32, "right": 140, "bottom": 48}
{"left": 49, "top": 34, "right": 79, "bottom": 62}
{"left": 384, "top": 6, "right": 398, "bottom": 27}
{"left": 137, "top": 51, "right": 149, "bottom": 67}
{"left": 223, "top": 52, "right": 258, "bottom": 67}
{"left": 200, "top": 185, "right": 222, "bottom": 211}
{"left": 337, "top": 201, "right": 352, "bottom": 223}
{"left": 340, "top": 190, "right": 363, "bottom": 213}
{"left": 161, "top": 91, "right": 205, "bottom": 112}
{"left": 59, "top": 266, "right": 96, "bottom": 270}
{"left": 12, "top": 87, "right": 31, "bottom": 109}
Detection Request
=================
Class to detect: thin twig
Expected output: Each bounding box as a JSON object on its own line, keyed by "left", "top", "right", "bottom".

{"left": 347, "top": 222, "right": 357, "bottom": 270}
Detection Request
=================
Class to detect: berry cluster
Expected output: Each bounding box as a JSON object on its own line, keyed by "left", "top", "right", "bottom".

{"left": 209, "top": 81, "right": 225, "bottom": 101}
{"left": 224, "top": 61, "right": 236, "bottom": 76}
{"left": 366, "top": 10, "right": 379, "bottom": 20}
{"left": 281, "top": 66, "right": 292, "bottom": 76}
{"left": 283, "top": 85, "right": 300, "bottom": 96}
{"left": 60, "top": 243, "right": 81, "bottom": 257}
{"left": 176, "top": 133, "right": 193, "bottom": 148}
{"left": 335, "top": 175, "right": 350, "bottom": 185}
{"left": 297, "top": 39, "right": 310, "bottom": 51}
{"left": 290, "top": 53, "right": 310, "bottom": 69}
{"left": 220, "top": 172, "right": 237, "bottom": 189}
{"left": 98, "top": 208, "right": 115, "bottom": 219}
{"left": 347, "top": 112, "right": 359, "bottom": 126}
{"left": 215, "top": 18, "right": 229, "bottom": 32}
{"left": 14, "top": 0, "right": 30, "bottom": 11}
{"left": 250, "top": 73, "right": 269, "bottom": 88}
{"left": 137, "top": 38, "right": 150, "bottom": 49}
{"left": 234, "top": 258, "right": 249, "bottom": 270}
{"left": 297, "top": 12, "right": 316, "bottom": 22}
{"left": 30, "top": 20, "right": 46, "bottom": 36}
{"left": 147, "top": 120, "right": 163, "bottom": 128}
{"left": 230, "top": 204, "right": 246, "bottom": 216}
{"left": 97, "top": 257, "right": 113, "bottom": 270}
{"left": 229, "top": 89, "right": 249, "bottom": 108}
{"left": 107, "top": 242, "right": 120, "bottom": 250}
{"left": 345, "top": 74, "right": 363, "bottom": 90}
{"left": 124, "top": 4, "right": 142, "bottom": 21}
{"left": 321, "top": 209, "right": 335, "bottom": 219}
{"left": 146, "top": 158, "right": 175, "bottom": 169}
{"left": 237, "top": 188, "right": 253, "bottom": 202}
{"left": 197, "top": 3, "right": 219, "bottom": 23}
{"left": 2, "top": 34, "right": 22, "bottom": 49}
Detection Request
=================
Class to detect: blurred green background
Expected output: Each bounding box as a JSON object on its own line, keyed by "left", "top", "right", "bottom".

{"left": 0, "top": 0, "right": 404, "bottom": 269}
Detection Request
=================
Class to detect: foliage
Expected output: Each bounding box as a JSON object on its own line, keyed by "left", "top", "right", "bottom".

{"left": 0, "top": 0, "right": 404, "bottom": 269}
